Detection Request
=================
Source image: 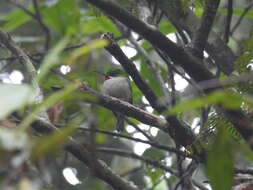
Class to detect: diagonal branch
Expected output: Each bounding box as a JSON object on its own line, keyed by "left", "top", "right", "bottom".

{"left": 82, "top": 82, "right": 197, "bottom": 147}
{"left": 81, "top": 82, "right": 168, "bottom": 129}
{"left": 65, "top": 143, "right": 141, "bottom": 190}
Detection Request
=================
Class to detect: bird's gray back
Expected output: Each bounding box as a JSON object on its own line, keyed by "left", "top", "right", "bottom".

{"left": 102, "top": 77, "right": 132, "bottom": 102}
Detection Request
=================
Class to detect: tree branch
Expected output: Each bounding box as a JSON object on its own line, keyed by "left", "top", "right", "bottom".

{"left": 81, "top": 82, "right": 168, "bottom": 130}
{"left": 65, "top": 143, "right": 141, "bottom": 190}
{"left": 0, "top": 29, "right": 43, "bottom": 101}
{"left": 82, "top": 82, "right": 197, "bottom": 147}
{"left": 224, "top": 0, "right": 233, "bottom": 43}
{"left": 96, "top": 147, "right": 178, "bottom": 176}
{"left": 86, "top": 0, "right": 214, "bottom": 83}
{"left": 157, "top": 0, "right": 235, "bottom": 74}
{"left": 125, "top": 118, "right": 155, "bottom": 142}
{"left": 192, "top": 0, "right": 220, "bottom": 57}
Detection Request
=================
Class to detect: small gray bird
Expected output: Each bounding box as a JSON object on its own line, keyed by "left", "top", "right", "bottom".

{"left": 100, "top": 69, "right": 132, "bottom": 132}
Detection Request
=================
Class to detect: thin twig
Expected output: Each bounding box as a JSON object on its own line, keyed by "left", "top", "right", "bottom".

{"left": 154, "top": 47, "right": 201, "bottom": 93}
{"left": 8, "top": 0, "right": 51, "bottom": 50}
{"left": 78, "top": 127, "right": 190, "bottom": 157}
{"left": 125, "top": 118, "right": 155, "bottom": 142}
{"left": 167, "top": 64, "right": 176, "bottom": 106}
{"left": 96, "top": 147, "right": 179, "bottom": 176}
{"left": 196, "top": 71, "right": 253, "bottom": 91}
{"left": 128, "top": 34, "right": 171, "bottom": 101}
{"left": 8, "top": 0, "right": 36, "bottom": 18}
{"left": 87, "top": 114, "right": 98, "bottom": 176}
{"left": 120, "top": 166, "right": 143, "bottom": 177}
{"left": 231, "top": 1, "right": 253, "bottom": 35}
{"left": 32, "top": 0, "right": 51, "bottom": 50}
{"left": 224, "top": 0, "right": 233, "bottom": 43}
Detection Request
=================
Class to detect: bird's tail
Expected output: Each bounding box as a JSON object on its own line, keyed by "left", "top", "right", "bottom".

{"left": 115, "top": 113, "right": 125, "bottom": 132}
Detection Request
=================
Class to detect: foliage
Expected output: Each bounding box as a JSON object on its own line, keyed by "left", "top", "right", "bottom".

{"left": 207, "top": 127, "right": 234, "bottom": 190}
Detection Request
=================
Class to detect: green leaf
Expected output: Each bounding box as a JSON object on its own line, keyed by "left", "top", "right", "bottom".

{"left": 194, "top": 7, "right": 204, "bottom": 17}
{"left": 40, "top": 73, "right": 65, "bottom": 89}
{"left": 169, "top": 90, "right": 245, "bottom": 114}
{"left": 235, "top": 37, "right": 253, "bottom": 73}
{"left": 131, "top": 82, "right": 142, "bottom": 102}
{"left": 207, "top": 127, "right": 234, "bottom": 190}
{"left": 80, "top": 16, "right": 120, "bottom": 35}
{"left": 64, "top": 38, "right": 108, "bottom": 65}
{"left": 143, "top": 148, "right": 165, "bottom": 160}
{"left": 37, "top": 37, "right": 69, "bottom": 83}
{"left": 159, "top": 21, "right": 176, "bottom": 34}
{"left": 206, "top": 112, "right": 243, "bottom": 142}
{"left": 31, "top": 124, "right": 76, "bottom": 160}
{"left": 43, "top": 0, "right": 81, "bottom": 35}
{"left": 95, "top": 107, "right": 115, "bottom": 131}
{"left": 140, "top": 62, "right": 163, "bottom": 97}
{"left": 0, "top": 9, "right": 32, "bottom": 31}
{"left": 18, "top": 81, "right": 81, "bottom": 131}
{"left": 143, "top": 148, "right": 165, "bottom": 184}
{"left": 146, "top": 166, "right": 163, "bottom": 185}
{"left": 0, "top": 84, "right": 35, "bottom": 119}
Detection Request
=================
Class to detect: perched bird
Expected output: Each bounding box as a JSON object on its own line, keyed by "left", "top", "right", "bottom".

{"left": 100, "top": 69, "right": 132, "bottom": 132}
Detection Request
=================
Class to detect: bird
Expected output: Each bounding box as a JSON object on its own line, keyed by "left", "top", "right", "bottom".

{"left": 100, "top": 69, "right": 132, "bottom": 132}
